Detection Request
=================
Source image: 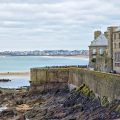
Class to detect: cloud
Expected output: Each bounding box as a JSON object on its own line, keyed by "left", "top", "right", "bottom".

{"left": 0, "top": 0, "right": 119, "bottom": 50}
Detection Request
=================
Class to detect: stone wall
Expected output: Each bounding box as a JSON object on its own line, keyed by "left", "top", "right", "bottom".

{"left": 30, "top": 67, "right": 120, "bottom": 101}
{"left": 69, "top": 68, "right": 120, "bottom": 101}
{"left": 89, "top": 46, "right": 110, "bottom": 72}
{"left": 30, "top": 67, "right": 69, "bottom": 93}
{"left": 113, "top": 31, "right": 120, "bottom": 73}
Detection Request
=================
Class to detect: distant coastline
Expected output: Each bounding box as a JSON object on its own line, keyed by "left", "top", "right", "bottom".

{"left": 0, "top": 50, "right": 89, "bottom": 56}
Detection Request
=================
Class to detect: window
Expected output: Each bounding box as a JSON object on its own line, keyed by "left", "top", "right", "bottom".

{"left": 99, "top": 48, "right": 104, "bottom": 55}
{"left": 93, "top": 55, "right": 96, "bottom": 58}
{"left": 92, "top": 49, "right": 96, "bottom": 55}
{"left": 119, "top": 43, "right": 120, "bottom": 48}
{"left": 119, "top": 53, "right": 120, "bottom": 61}
{"left": 114, "top": 43, "right": 117, "bottom": 49}
{"left": 116, "top": 53, "right": 119, "bottom": 62}
{"left": 119, "top": 33, "right": 120, "bottom": 39}
{"left": 114, "top": 34, "right": 116, "bottom": 39}
{"left": 115, "top": 63, "right": 120, "bottom": 67}
{"left": 114, "top": 52, "right": 120, "bottom": 62}
{"left": 114, "top": 53, "right": 117, "bottom": 61}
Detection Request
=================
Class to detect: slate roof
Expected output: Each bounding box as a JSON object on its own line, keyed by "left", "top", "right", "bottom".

{"left": 90, "top": 34, "right": 108, "bottom": 46}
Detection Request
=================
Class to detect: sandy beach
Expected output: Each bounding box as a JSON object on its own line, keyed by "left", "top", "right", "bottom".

{"left": 0, "top": 72, "right": 30, "bottom": 76}
{"left": 42, "top": 55, "right": 89, "bottom": 59}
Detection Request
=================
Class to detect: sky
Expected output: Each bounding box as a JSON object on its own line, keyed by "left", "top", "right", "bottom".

{"left": 0, "top": 0, "right": 120, "bottom": 51}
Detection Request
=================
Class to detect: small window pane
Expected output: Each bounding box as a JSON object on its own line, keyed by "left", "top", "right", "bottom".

{"left": 92, "top": 49, "right": 96, "bottom": 54}
{"left": 114, "top": 43, "right": 116, "bottom": 49}
{"left": 100, "top": 48, "right": 104, "bottom": 55}
{"left": 114, "top": 34, "right": 116, "bottom": 39}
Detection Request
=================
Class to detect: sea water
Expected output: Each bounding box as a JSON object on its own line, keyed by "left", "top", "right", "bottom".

{"left": 0, "top": 56, "right": 88, "bottom": 88}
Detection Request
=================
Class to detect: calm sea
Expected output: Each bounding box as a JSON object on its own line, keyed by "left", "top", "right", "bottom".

{"left": 0, "top": 56, "right": 88, "bottom": 88}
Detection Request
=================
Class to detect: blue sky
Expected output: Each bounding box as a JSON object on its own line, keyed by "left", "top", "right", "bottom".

{"left": 0, "top": 0, "right": 120, "bottom": 51}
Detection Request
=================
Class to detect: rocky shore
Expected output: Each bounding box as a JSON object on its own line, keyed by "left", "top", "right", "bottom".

{"left": 0, "top": 79, "right": 11, "bottom": 82}
{"left": 0, "top": 84, "right": 120, "bottom": 120}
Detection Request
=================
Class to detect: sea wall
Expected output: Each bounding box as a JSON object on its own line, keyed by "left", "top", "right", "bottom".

{"left": 30, "top": 67, "right": 69, "bottom": 93}
{"left": 30, "top": 67, "right": 120, "bottom": 100}
{"left": 69, "top": 68, "right": 120, "bottom": 101}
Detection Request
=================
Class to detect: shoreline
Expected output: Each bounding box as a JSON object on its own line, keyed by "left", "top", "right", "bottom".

{"left": 0, "top": 56, "right": 88, "bottom": 76}
{"left": 42, "top": 55, "right": 89, "bottom": 59}
{"left": 0, "top": 72, "right": 30, "bottom": 76}
{"left": 0, "top": 55, "right": 89, "bottom": 58}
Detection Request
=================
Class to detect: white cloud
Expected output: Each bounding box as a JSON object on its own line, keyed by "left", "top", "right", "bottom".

{"left": 0, "top": 0, "right": 119, "bottom": 50}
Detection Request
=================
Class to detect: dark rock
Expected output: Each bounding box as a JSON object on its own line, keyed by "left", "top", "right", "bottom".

{"left": 0, "top": 109, "right": 14, "bottom": 117}
{"left": 1, "top": 84, "right": 120, "bottom": 120}
{"left": 0, "top": 90, "right": 2, "bottom": 94}
{"left": 16, "top": 99, "right": 23, "bottom": 105}
{"left": 0, "top": 79, "right": 11, "bottom": 82}
{"left": 16, "top": 115, "right": 26, "bottom": 120}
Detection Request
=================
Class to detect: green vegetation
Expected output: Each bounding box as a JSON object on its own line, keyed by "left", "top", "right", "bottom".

{"left": 116, "top": 105, "right": 120, "bottom": 112}
{"left": 101, "top": 96, "right": 109, "bottom": 107}
{"left": 75, "top": 84, "right": 92, "bottom": 96}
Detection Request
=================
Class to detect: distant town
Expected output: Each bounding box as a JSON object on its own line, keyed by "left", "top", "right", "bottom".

{"left": 0, "top": 50, "right": 89, "bottom": 56}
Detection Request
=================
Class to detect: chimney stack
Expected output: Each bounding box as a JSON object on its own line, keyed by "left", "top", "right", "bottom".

{"left": 94, "top": 31, "right": 101, "bottom": 39}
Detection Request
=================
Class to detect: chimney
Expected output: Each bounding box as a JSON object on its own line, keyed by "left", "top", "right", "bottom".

{"left": 94, "top": 31, "right": 101, "bottom": 39}
{"left": 104, "top": 31, "right": 108, "bottom": 39}
{"left": 107, "top": 26, "right": 118, "bottom": 71}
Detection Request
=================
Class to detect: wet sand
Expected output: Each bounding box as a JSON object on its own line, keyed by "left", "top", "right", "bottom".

{"left": 0, "top": 72, "right": 30, "bottom": 76}
{"left": 43, "top": 55, "right": 89, "bottom": 58}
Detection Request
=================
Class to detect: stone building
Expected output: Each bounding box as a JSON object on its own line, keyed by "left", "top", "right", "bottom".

{"left": 89, "top": 32, "right": 109, "bottom": 72}
{"left": 106, "top": 26, "right": 118, "bottom": 72}
{"left": 113, "top": 27, "right": 120, "bottom": 73}
{"left": 89, "top": 26, "right": 120, "bottom": 73}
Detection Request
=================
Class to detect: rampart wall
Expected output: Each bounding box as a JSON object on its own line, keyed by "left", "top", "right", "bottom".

{"left": 30, "top": 67, "right": 120, "bottom": 101}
